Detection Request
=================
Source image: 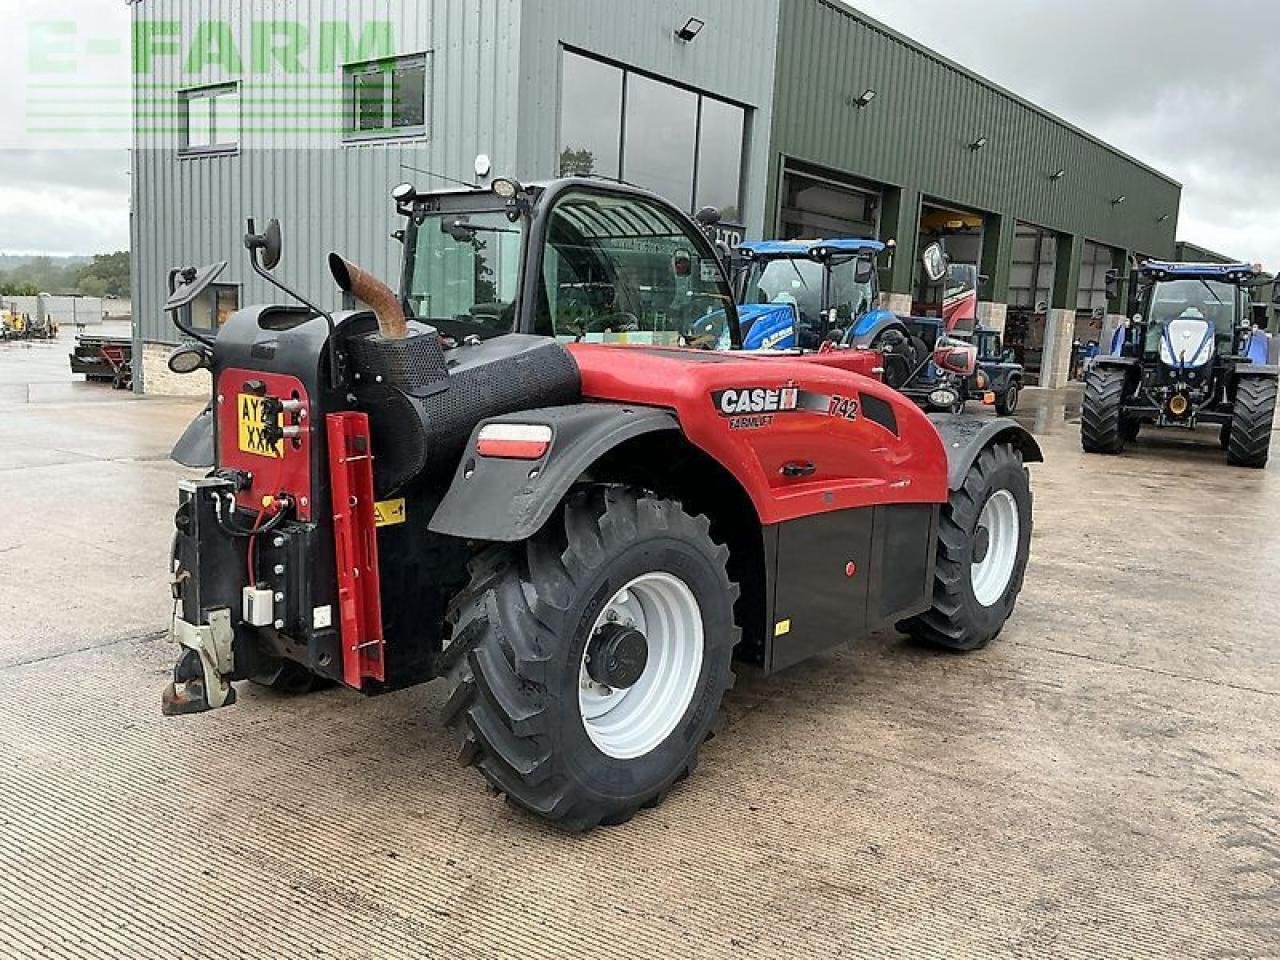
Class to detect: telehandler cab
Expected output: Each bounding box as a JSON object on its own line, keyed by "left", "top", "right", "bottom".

{"left": 161, "top": 175, "right": 1041, "bottom": 829}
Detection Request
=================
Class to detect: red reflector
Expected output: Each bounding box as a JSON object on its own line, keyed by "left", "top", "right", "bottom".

{"left": 476, "top": 423, "right": 552, "bottom": 460}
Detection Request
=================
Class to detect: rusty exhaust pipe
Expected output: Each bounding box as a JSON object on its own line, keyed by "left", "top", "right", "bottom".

{"left": 328, "top": 254, "right": 407, "bottom": 340}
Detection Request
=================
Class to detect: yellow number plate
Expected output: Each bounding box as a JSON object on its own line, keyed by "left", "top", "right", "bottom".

{"left": 374, "top": 499, "right": 407, "bottom": 528}
{"left": 237, "top": 394, "right": 283, "bottom": 459}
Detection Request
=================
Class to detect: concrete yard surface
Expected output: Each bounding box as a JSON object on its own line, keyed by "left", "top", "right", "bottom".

{"left": 1, "top": 337, "right": 1278, "bottom": 959}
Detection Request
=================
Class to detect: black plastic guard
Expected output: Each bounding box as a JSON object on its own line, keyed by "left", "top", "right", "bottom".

{"left": 928, "top": 414, "right": 1043, "bottom": 490}
{"left": 429, "top": 404, "right": 680, "bottom": 543}
{"left": 1233, "top": 363, "right": 1280, "bottom": 381}
{"left": 171, "top": 403, "right": 214, "bottom": 468}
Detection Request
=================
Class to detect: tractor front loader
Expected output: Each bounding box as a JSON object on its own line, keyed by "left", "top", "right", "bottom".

{"left": 160, "top": 176, "right": 1041, "bottom": 830}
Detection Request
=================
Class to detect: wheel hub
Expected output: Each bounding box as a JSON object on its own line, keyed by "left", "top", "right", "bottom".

{"left": 586, "top": 622, "right": 649, "bottom": 689}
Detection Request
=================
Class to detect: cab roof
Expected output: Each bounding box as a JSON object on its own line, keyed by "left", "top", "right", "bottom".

{"left": 737, "top": 238, "right": 886, "bottom": 259}
{"left": 1139, "top": 260, "right": 1260, "bottom": 283}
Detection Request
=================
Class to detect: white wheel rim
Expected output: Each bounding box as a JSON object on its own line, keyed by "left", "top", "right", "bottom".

{"left": 970, "top": 489, "right": 1020, "bottom": 607}
{"left": 579, "top": 572, "right": 704, "bottom": 760}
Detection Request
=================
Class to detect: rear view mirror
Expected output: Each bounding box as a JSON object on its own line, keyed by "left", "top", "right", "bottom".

{"left": 921, "top": 242, "right": 947, "bottom": 283}
{"left": 1272, "top": 281, "right": 1280, "bottom": 307}
{"left": 1105, "top": 268, "right": 1121, "bottom": 301}
{"left": 164, "top": 261, "right": 228, "bottom": 313}
{"left": 694, "top": 206, "right": 721, "bottom": 227}
{"left": 244, "top": 218, "right": 283, "bottom": 272}
{"left": 854, "top": 258, "right": 876, "bottom": 284}
{"left": 932, "top": 336, "right": 978, "bottom": 377}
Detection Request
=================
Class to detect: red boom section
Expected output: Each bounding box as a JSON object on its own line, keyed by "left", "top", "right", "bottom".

{"left": 567, "top": 344, "right": 949, "bottom": 525}
{"left": 326, "top": 413, "right": 386, "bottom": 689}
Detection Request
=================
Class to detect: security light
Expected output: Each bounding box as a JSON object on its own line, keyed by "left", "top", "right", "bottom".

{"left": 1156, "top": 214, "right": 1171, "bottom": 223}
{"left": 1112, "top": 195, "right": 1127, "bottom": 206}
{"left": 854, "top": 88, "right": 877, "bottom": 108}
{"left": 969, "top": 136, "right": 988, "bottom": 151}
{"left": 1049, "top": 169, "right": 1066, "bottom": 181}
{"left": 675, "top": 17, "right": 705, "bottom": 42}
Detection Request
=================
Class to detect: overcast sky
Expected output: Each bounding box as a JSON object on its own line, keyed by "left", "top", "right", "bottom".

{"left": 1, "top": 1, "right": 1277, "bottom": 266}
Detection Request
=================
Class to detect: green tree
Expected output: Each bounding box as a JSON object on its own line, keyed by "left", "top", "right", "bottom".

{"left": 75, "top": 252, "right": 131, "bottom": 297}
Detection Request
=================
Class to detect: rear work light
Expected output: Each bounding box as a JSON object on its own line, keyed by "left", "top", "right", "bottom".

{"left": 475, "top": 423, "right": 553, "bottom": 460}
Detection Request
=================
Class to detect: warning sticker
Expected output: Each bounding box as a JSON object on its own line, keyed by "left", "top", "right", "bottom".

{"left": 237, "top": 394, "right": 283, "bottom": 459}
{"left": 374, "top": 499, "right": 407, "bottom": 528}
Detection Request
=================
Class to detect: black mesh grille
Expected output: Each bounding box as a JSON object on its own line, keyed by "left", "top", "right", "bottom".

{"left": 347, "top": 328, "right": 449, "bottom": 398}
{"left": 360, "top": 338, "right": 581, "bottom": 497}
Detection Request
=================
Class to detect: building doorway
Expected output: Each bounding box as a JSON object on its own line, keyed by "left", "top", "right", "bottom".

{"left": 913, "top": 203, "right": 984, "bottom": 331}
{"left": 1005, "top": 222, "right": 1056, "bottom": 384}
{"left": 778, "top": 165, "right": 880, "bottom": 240}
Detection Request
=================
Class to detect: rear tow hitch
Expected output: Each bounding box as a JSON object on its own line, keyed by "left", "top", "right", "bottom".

{"left": 161, "top": 608, "right": 236, "bottom": 716}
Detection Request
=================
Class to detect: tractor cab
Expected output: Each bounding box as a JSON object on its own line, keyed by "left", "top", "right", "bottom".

{"left": 393, "top": 178, "right": 742, "bottom": 349}
{"left": 732, "top": 239, "right": 891, "bottom": 350}
{"left": 1115, "top": 261, "right": 1261, "bottom": 376}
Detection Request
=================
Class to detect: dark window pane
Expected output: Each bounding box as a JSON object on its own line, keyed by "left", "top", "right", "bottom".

{"left": 391, "top": 61, "right": 426, "bottom": 129}
{"left": 215, "top": 286, "right": 239, "bottom": 327}
{"left": 696, "top": 97, "right": 745, "bottom": 223}
{"left": 354, "top": 70, "right": 387, "bottom": 131}
{"left": 537, "top": 191, "right": 734, "bottom": 345}
{"left": 559, "top": 53, "right": 622, "bottom": 178}
{"left": 623, "top": 74, "right": 697, "bottom": 209}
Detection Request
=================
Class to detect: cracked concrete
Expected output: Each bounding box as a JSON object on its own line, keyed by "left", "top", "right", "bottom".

{"left": 1, "top": 334, "right": 1278, "bottom": 959}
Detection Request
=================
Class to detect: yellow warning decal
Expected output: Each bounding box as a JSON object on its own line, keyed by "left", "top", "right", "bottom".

{"left": 237, "top": 394, "right": 283, "bottom": 459}
{"left": 374, "top": 498, "right": 407, "bottom": 528}
{"left": 774, "top": 619, "right": 792, "bottom": 637}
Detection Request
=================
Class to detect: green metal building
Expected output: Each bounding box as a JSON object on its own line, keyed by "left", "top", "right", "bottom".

{"left": 131, "top": 0, "right": 1184, "bottom": 391}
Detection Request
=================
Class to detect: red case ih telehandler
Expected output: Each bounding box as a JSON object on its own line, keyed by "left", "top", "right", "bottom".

{"left": 161, "top": 176, "right": 1041, "bottom": 829}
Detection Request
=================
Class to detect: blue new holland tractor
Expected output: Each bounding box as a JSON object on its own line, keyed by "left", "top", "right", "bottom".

{"left": 1083, "top": 260, "right": 1279, "bottom": 467}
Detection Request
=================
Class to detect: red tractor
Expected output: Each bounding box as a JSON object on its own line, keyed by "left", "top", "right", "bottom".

{"left": 162, "top": 177, "right": 1040, "bottom": 829}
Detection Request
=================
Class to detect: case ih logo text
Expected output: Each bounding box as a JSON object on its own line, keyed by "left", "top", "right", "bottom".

{"left": 714, "top": 387, "right": 799, "bottom": 416}
{"left": 711, "top": 387, "right": 859, "bottom": 431}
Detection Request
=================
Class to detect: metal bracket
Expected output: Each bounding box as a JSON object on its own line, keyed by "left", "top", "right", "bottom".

{"left": 171, "top": 608, "right": 236, "bottom": 710}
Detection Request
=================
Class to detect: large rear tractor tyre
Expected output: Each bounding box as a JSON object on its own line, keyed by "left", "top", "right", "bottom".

{"left": 440, "top": 486, "right": 740, "bottom": 831}
{"left": 1227, "top": 377, "right": 1278, "bottom": 469}
{"left": 899, "top": 443, "right": 1033, "bottom": 652}
{"left": 1081, "top": 366, "right": 1129, "bottom": 454}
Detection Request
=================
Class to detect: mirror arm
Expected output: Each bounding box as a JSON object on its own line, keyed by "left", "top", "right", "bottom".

{"left": 244, "top": 219, "right": 344, "bottom": 390}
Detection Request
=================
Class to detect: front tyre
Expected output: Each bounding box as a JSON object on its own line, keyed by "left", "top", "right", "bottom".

{"left": 1081, "top": 366, "right": 1128, "bottom": 454}
{"left": 900, "top": 443, "right": 1033, "bottom": 652}
{"left": 995, "top": 382, "right": 1020, "bottom": 416}
{"left": 1227, "top": 376, "right": 1277, "bottom": 468}
{"left": 440, "top": 486, "right": 740, "bottom": 830}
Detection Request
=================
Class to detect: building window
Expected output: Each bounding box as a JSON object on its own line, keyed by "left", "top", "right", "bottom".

{"left": 185, "top": 283, "right": 240, "bottom": 332}
{"left": 179, "top": 84, "right": 239, "bottom": 155}
{"left": 558, "top": 50, "right": 748, "bottom": 225}
{"left": 345, "top": 54, "right": 429, "bottom": 139}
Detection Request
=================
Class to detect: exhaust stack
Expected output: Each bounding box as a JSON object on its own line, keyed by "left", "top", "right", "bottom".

{"left": 329, "top": 254, "right": 408, "bottom": 340}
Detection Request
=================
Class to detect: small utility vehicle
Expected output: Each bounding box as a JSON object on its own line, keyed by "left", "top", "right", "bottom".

{"left": 1083, "top": 260, "right": 1278, "bottom": 467}
{"left": 160, "top": 176, "right": 1040, "bottom": 829}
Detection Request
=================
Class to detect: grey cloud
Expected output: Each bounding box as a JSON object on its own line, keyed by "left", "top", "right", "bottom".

{"left": 852, "top": 0, "right": 1280, "bottom": 266}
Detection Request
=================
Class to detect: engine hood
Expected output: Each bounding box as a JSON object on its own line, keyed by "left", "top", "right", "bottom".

{"left": 1159, "top": 316, "right": 1215, "bottom": 369}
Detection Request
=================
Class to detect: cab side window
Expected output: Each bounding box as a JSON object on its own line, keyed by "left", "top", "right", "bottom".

{"left": 536, "top": 191, "right": 734, "bottom": 345}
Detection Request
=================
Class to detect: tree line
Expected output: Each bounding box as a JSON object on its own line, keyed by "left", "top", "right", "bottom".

{"left": 0, "top": 252, "right": 130, "bottom": 299}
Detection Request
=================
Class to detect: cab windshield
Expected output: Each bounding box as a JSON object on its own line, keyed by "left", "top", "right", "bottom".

{"left": 405, "top": 211, "right": 525, "bottom": 338}
{"left": 742, "top": 254, "right": 877, "bottom": 348}
{"left": 1143, "top": 278, "right": 1239, "bottom": 354}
